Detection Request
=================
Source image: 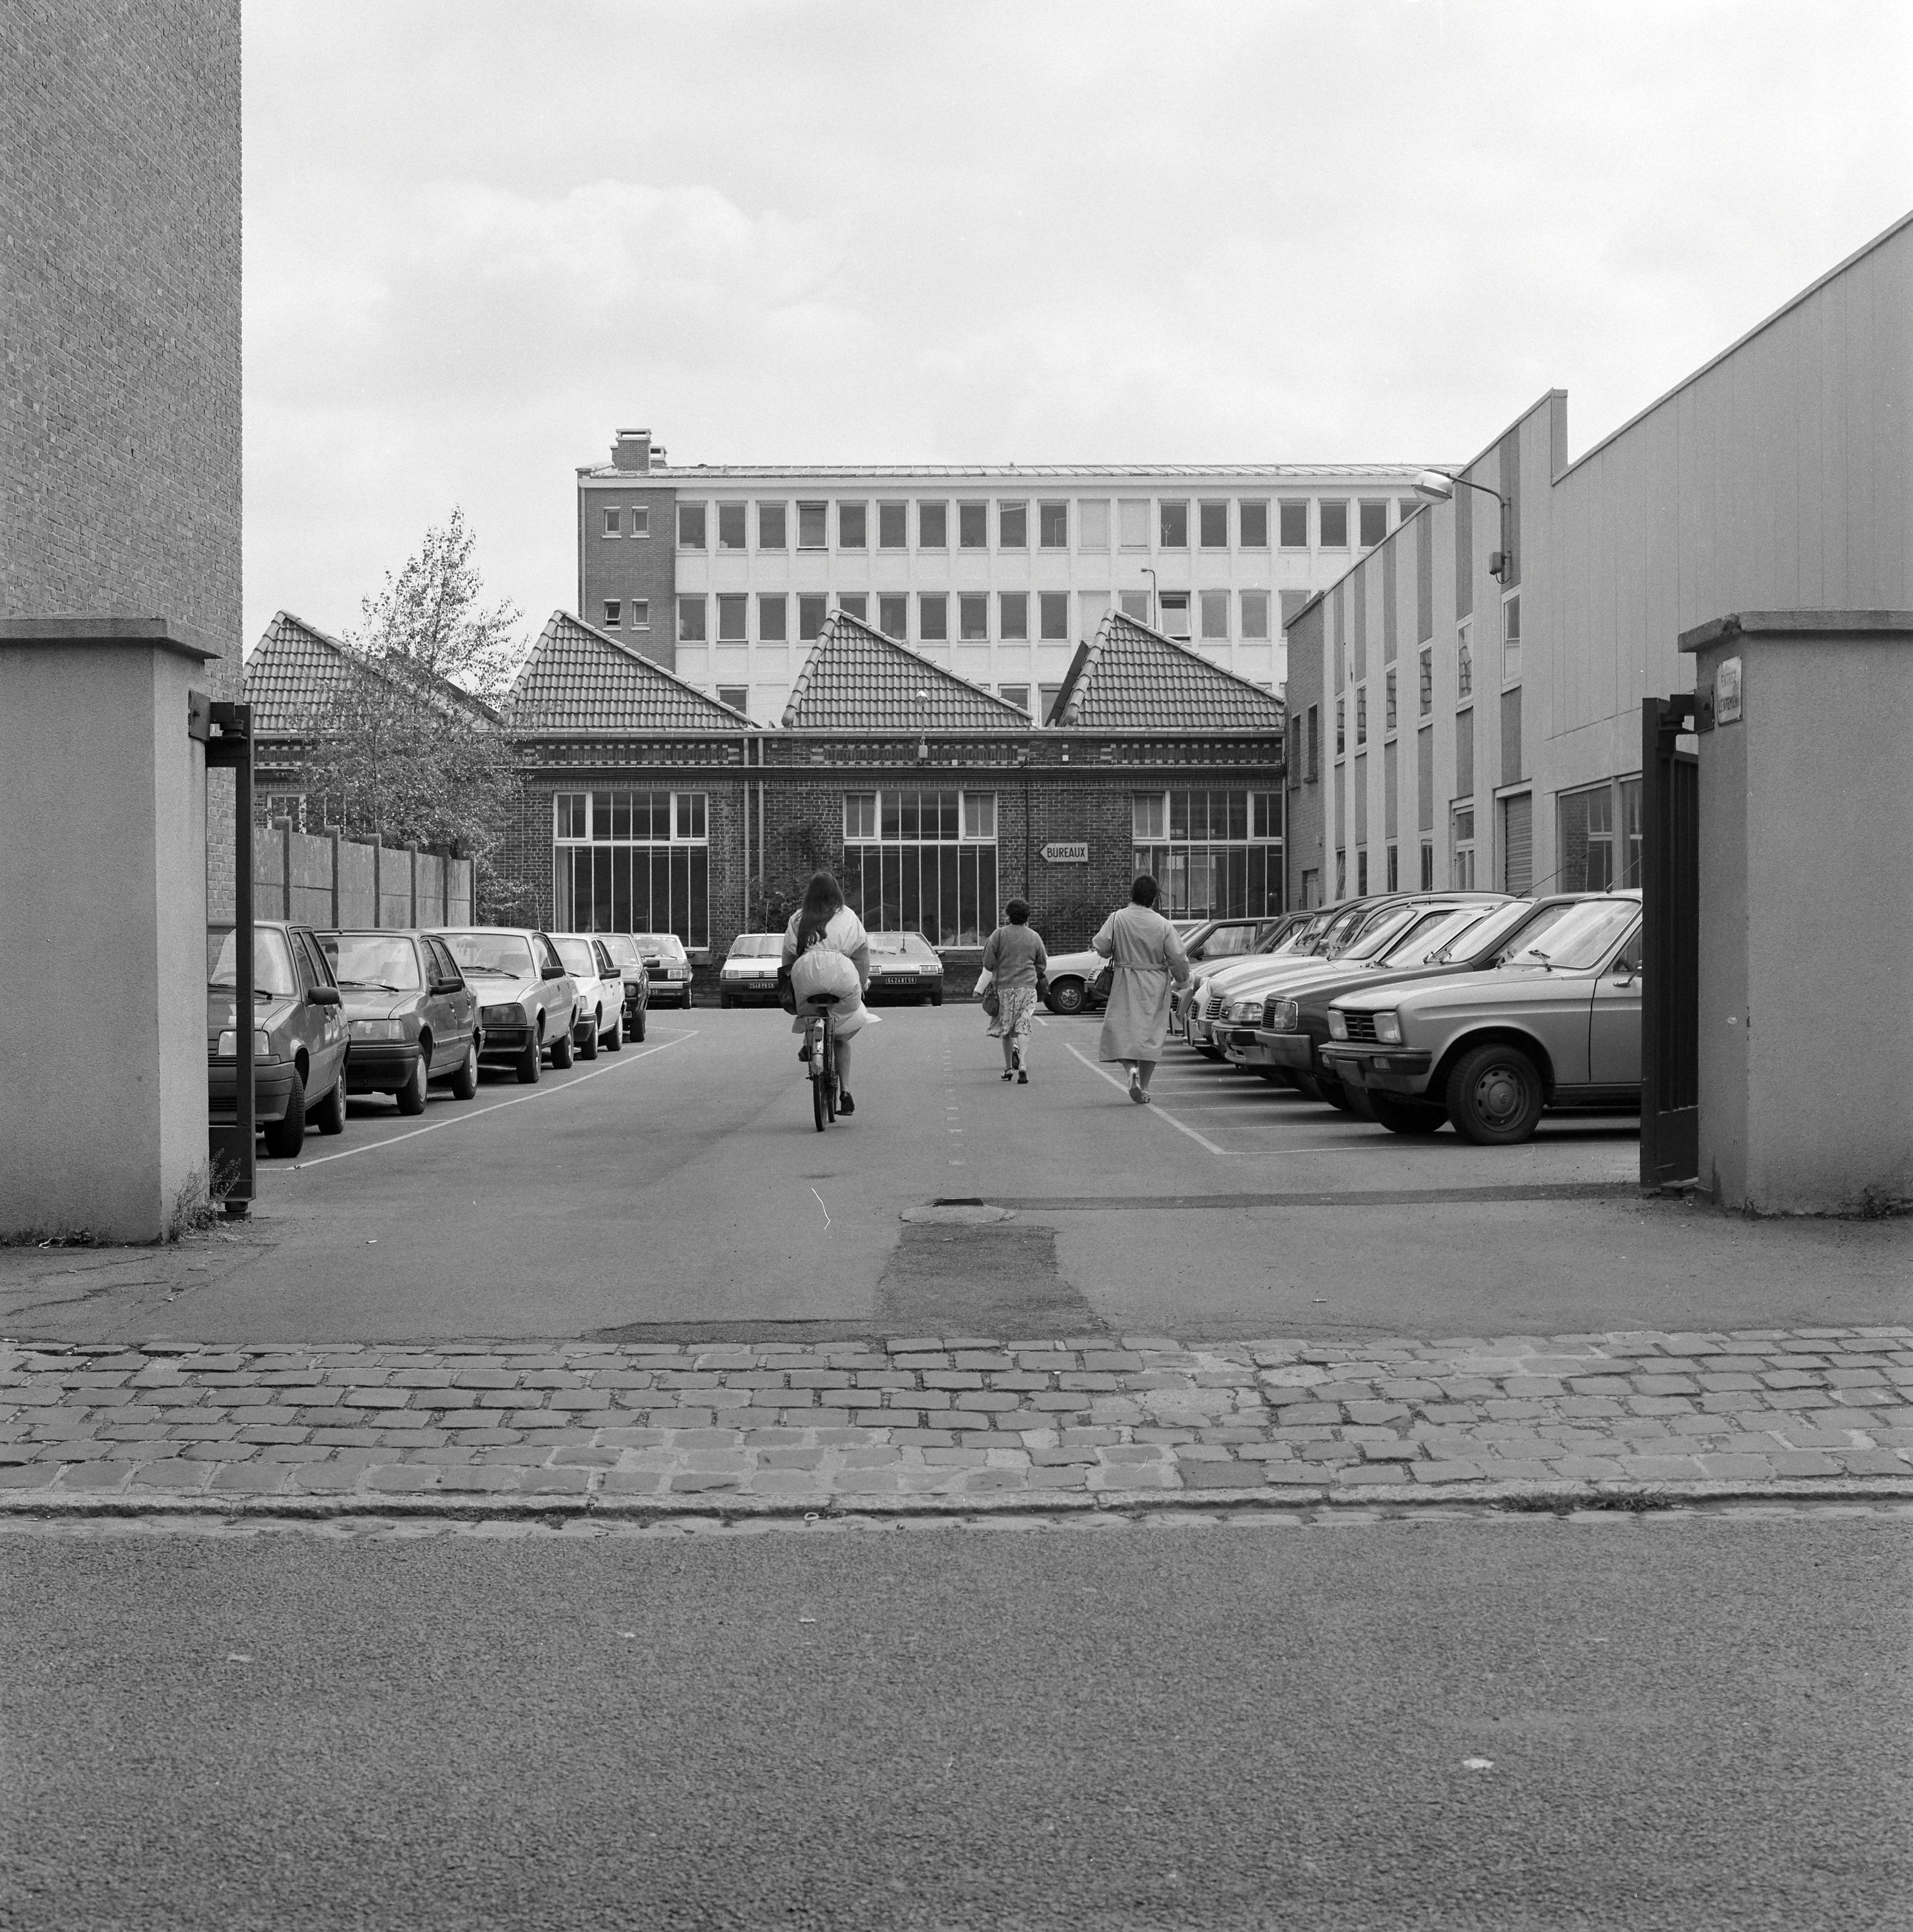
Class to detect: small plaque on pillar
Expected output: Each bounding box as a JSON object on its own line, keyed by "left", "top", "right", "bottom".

{"left": 1715, "top": 656, "right": 1742, "bottom": 725}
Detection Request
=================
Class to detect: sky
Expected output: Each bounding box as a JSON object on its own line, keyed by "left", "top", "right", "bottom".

{"left": 242, "top": 0, "right": 1913, "bottom": 658}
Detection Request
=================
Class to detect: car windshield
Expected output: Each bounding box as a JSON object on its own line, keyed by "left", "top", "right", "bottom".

{"left": 321, "top": 933, "right": 421, "bottom": 989}
{"left": 1194, "top": 924, "right": 1260, "bottom": 960}
{"left": 1313, "top": 907, "right": 1369, "bottom": 955}
{"left": 636, "top": 934, "right": 686, "bottom": 960}
{"left": 207, "top": 926, "right": 299, "bottom": 998}
{"left": 598, "top": 934, "right": 639, "bottom": 967}
{"left": 1505, "top": 901, "right": 1641, "bottom": 972}
{"left": 442, "top": 932, "right": 536, "bottom": 978}
{"left": 868, "top": 933, "right": 937, "bottom": 957}
{"left": 1338, "top": 905, "right": 1418, "bottom": 960}
{"left": 727, "top": 936, "right": 783, "bottom": 958}
{"left": 1424, "top": 899, "right": 1537, "bottom": 965}
{"left": 555, "top": 938, "right": 598, "bottom": 977}
{"left": 1378, "top": 907, "right": 1489, "bottom": 967}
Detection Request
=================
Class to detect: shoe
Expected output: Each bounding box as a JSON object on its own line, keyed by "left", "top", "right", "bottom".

{"left": 1128, "top": 1069, "right": 1146, "bottom": 1104}
{"left": 1016, "top": 1070, "right": 1029, "bottom": 1084}
{"left": 837, "top": 1090, "right": 855, "bottom": 1115}
{"left": 1001, "top": 1070, "right": 1013, "bottom": 1082}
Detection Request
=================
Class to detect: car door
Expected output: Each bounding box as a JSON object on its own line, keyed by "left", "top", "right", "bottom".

{"left": 294, "top": 928, "right": 348, "bottom": 1093}
{"left": 1587, "top": 918, "right": 1644, "bottom": 1087}
{"left": 535, "top": 933, "right": 571, "bottom": 1034}
{"left": 426, "top": 938, "right": 474, "bottom": 1061}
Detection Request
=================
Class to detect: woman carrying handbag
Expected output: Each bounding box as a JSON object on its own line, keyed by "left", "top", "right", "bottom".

{"left": 977, "top": 898, "right": 1047, "bottom": 1084}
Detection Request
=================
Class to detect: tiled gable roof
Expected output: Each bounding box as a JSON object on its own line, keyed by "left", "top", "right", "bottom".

{"left": 1052, "top": 610, "right": 1284, "bottom": 731}
{"left": 783, "top": 611, "right": 1032, "bottom": 732}
{"left": 507, "top": 611, "right": 749, "bottom": 734}
{"left": 244, "top": 610, "right": 502, "bottom": 737}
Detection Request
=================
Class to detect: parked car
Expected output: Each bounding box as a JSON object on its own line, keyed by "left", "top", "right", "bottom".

{"left": 207, "top": 920, "right": 349, "bottom": 1159}
{"left": 316, "top": 928, "right": 482, "bottom": 1114}
{"left": 551, "top": 934, "right": 625, "bottom": 1059}
{"left": 1318, "top": 893, "right": 1644, "bottom": 1144}
{"left": 636, "top": 931, "right": 694, "bottom": 1007}
{"left": 866, "top": 931, "right": 944, "bottom": 1005}
{"left": 1042, "top": 913, "right": 1296, "bottom": 1017}
{"left": 718, "top": 934, "right": 786, "bottom": 1007}
{"left": 1169, "top": 910, "right": 1328, "bottom": 1031}
{"left": 1230, "top": 895, "right": 1596, "bottom": 1103}
{"left": 433, "top": 927, "right": 577, "bottom": 1083}
{"left": 595, "top": 932, "right": 650, "bottom": 1041}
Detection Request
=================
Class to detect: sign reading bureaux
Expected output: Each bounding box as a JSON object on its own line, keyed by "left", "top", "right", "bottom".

{"left": 1041, "top": 842, "right": 1089, "bottom": 864}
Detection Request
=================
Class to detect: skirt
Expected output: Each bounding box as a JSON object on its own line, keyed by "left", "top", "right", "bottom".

{"left": 986, "top": 985, "right": 1038, "bottom": 1041}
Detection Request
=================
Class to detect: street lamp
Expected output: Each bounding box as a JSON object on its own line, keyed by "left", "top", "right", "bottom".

{"left": 1413, "top": 469, "right": 1514, "bottom": 583}
{"left": 1141, "top": 567, "right": 1157, "bottom": 630}
{"left": 914, "top": 688, "right": 929, "bottom": 762}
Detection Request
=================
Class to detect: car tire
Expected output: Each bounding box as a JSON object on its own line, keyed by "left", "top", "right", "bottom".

{"left": 517, "top": 1034, "right": 542, "bottom": 1084}
{"left": 1046, "top": 978, "right": 1087, "bottom": 1016}
{"left": 632, "top": 1008, "right": 647, "bottom": 1042}
{"left": 550, "top": 1025, "right": 575, "bottom": 1070}
{"left": 605, "top": 1017, "right": 622, "bottom": 1052}
{"left": 1195, "top": 1045, "right": 1224, "bottom": 1063}
{"left": 930, "top": 986, "right": 944, "bottom": 1007}
{"left": 1369, "top": 1093, "right": 1447, "bottom": 1136}
{"left": 719, "top": 992, "right": 734, "bottom": 1009}
{"left": 394, "top": 1048, "right": 428, "bottom": 1117}
{"left": 312, "top": 1069, "right": 348, "bottom": 1135}
{"left": 1447, "top": 1042, "right": 1546, "bottom": 1146}
{"left": 1318, "top": 1075, "right": 1358, "bottom": 1113}
{"left": 1254, "top": 1067, "right": 1291, "bottom": 1086}
{"left": 1293, "top": 1074, "right": 1324, "bottom": 1103}
{"left": 450, "top": 1039, "right": 479, "bottom": 1099}
{"left": 262, "top": 1069, "right": 306, "bottom": 1159}
{"left": 579, "top": 1013, "right": 599, "bottom": 1061}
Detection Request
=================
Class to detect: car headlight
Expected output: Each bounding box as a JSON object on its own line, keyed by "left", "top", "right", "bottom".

{"left": 214, "top": 1028, "right": 273, "bottom": 1058}
{"left": 669, "top": 966, "right": 690, "bottom": 980}
{"left": 481, "top": 1003, "right": 521, "bottom": 1024}
{"left": 1265, "top": 998, "right": 1299, "bottom": 1032}
{"left": 1375, "top": 1012, "right": 1403, "bottom": 1045}
{"left": 1326, "top": 1010, "right": 1348, "bottom": 1041}
{"left": 351, "top": 1019, "right": 404, "bottom": 1041}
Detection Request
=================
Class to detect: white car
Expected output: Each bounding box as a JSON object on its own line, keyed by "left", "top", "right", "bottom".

{"left": 551, "top": 934, "right": 625, "bottom": 1059}
{"left": 718, "top": 933, "right": 785, "bottom": 1007}
{"left": 637, "top": 931, "right": 695, "bottom": 1008}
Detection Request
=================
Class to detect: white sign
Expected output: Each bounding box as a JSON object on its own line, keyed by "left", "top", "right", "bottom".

{"left": 1716, "top": 656, "right": 1742, "bottom": 725}
{"left": 1041, "top": 842, "right": 1089, "bottom": 864}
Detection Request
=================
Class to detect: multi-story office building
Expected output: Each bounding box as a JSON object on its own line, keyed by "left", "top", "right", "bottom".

{"left": 576, "top": 431, "right": 1436, "bottom": 724}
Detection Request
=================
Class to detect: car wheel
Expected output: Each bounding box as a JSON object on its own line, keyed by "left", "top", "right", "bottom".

{"left": 605, "top": 1016, "right": 622, "bottom": 1052}
{"left": 262, "top": 1069, "right": 306, "bottom": 1158}
{"left": 633, "top": 1008, "right": 647, "bottom": 1042}
{"left": 517, "top": 1034, "right": 542, "bottom": 1084}
{"left": 579, "top": 1012, "right": 599, "bottom": 1061}
{"left": 930, "top": 986, "right": 943, "bottom": 1007}
{"left": 394, "top": 1047, "right": 428, "bottom": 1117}
{"left": 450, "top": 1039, "right": 479, "bottom": 1099}
{"left": 1447, "top": 1042, "right": 1546, "bottom": 1146}
{"left": 1046, "top": 978, "right": 1086, "bottom": 1016}
{"left": 719, "top": 992, "right": 734, "bottom": 1009}
{"left": 312, "top": 1068, "right": 348, "bottom": 1135}
{"left": 1318, "top": 1075, "right": 1358, "bottom": 1113}
{"left": 1195, "top": 1045, "right": 1224, "bottom": 1063}
{"left": 1293, "top": 1074, "right": 1324, "bottom": 1103}
{"left": 550, "top": 1024, "right": 575, "bottom": 1070}
{"left": 1369, "top": 1094, "right": 1447, "bottom": 1136}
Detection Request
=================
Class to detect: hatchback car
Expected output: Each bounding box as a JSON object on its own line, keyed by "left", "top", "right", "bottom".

{"left": 551, "top": 934, "right": 625, "bottom": 1058}
{"left": 433, "top": 928, "right": 577, "bottom": 1083}
{"left": 865, "top": 931, "right": 944, "bottom": 1005}
{"left": 636, "top": 931, "right": 694, "bottom": 1008}
{"left": 594, "top": 932, "right": 650, "bottom": 1041}
{"left": 718, "top": 934, "right": 786, "bottom": 1007}
{"left": 207, "top": 920, "right": 349, "bottom": 1159}
{"left": 317, "top": 929, "right": 482, "bottom": 1113}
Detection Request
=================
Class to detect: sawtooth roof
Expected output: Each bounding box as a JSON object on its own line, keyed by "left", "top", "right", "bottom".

{"left": 782, "top": 611, "right": 1034, "bottom": 732}
{"left": 1051, "top": 610, "right": 1284, "bottom": 732}
{"left": 507, "top": 611, "right": 749, "bottom": 734}
{"left": 243, "top": 611, "right": 500, "bottom": 738}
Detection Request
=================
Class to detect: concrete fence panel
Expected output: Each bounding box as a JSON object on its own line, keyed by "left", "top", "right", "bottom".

{"left": 335, "top": 841, "right": 377, "bottom": 927}
{"left": 287, "top": 829, "right": 335, "bottom": 928}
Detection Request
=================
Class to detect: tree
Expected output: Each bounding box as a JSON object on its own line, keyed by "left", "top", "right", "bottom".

{"left": 296, "top": 511, "right": 533, "bottom": 920}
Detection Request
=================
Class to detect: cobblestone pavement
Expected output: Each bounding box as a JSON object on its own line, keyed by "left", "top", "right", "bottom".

{"left": 4, "top": 1326, "right": 1911, "bottom": 1513}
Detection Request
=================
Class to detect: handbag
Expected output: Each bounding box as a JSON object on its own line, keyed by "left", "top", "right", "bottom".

{"left": 980, "top": 985, "right": 1001, "bottom": 1018}
{"left": 1090, "top": 959, "right": 1114, "bottom": 1002}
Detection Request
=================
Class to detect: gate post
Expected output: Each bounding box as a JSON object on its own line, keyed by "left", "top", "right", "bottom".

{"left": 1639, "top": 695, "right": 1700, "bottom": 1190}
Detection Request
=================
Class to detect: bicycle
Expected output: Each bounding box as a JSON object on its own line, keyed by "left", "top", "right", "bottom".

{"left": 803, "top": 994, "right": 838, "bottom": 1131}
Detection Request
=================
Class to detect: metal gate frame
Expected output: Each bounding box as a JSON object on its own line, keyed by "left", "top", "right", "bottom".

{"left": 1640, "top": 696, "right": 1700, "bottom": 1190}
{"left": 193, "top": 696, "right": 256, "bottom": 1215}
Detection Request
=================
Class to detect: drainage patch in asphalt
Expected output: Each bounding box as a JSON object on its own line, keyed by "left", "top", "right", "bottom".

{"left": 900, "top": 1202, "right": 1017, "bottom": 1225}
{"left": 873, "top": 1219, "right": 1101, "bottom": 1339}
{"left": 975, "top": 1181, "right": 1642, "bottom": 1212}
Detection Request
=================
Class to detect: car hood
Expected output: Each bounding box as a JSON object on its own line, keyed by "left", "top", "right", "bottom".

{"left": 338, "top": 989, "right": 421, "bottom": 1022}
{"left": 724, "top": 958, "right": 781, "bottom": 972}
{"left": 1206, "top": 958, "right": 1358, "bottom": 1003}
{"left": 1294, "top": 960, "right": 1472, "bottom": 1020}
{"left": 1361, "top": 961, "right": 1597, "bottom": 1020}
{"left": 1044, "top": 949, "right": 1103, "bottom": 978}
{"left": 1199, "top": 952, "right": 1317, "bottom": 994}
{"left": 206, "top": 989, "right": 299, "bottom": 1036}
{"left": 870, "top": 955, "right": 938, "bottom": 971}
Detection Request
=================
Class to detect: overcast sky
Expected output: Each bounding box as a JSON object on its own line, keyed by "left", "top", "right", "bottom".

{"left": 242, "top": 0, "right": 1913, "bottom": 656}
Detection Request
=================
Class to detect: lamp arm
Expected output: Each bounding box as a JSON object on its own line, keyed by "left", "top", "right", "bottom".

{"left": 1450, "top": 477, "right": 1513, "bottom": 580}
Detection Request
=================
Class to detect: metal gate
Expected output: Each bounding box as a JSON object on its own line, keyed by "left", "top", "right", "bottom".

{"left": 1640, "top": 696, "right": 1700, "bottom": 1189}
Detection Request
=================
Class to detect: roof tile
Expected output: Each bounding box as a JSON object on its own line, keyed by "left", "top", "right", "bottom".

{"left": 508, "top": 611, "right": 748, "bottom": 734}
{"left": 1053, "top": 611, "right": 1284, "bottom": 731}
{"left": 783, "top": 612, "right": 1033, "bottom": 732}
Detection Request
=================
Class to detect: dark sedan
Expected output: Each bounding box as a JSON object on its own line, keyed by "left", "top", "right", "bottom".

{"left": 317, "top": 929, "right": 482, "bottom": 1113}
{"left": 207, "top": 921, "right": 349, "bottom": 1159}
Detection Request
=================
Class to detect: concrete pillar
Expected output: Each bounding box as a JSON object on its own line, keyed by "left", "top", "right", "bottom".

{"left": 1680, "top": 611, "right": 1913, "bottom": 1215}
{"left": 0, "top": 618, "right": 221, "bottom": 1241}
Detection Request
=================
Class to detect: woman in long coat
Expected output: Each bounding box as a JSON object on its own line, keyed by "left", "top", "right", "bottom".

{"left": 1091, "top": 875, "right": 1192, "bottom": 1104}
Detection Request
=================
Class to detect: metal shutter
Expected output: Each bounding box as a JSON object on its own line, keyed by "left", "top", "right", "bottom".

{"left": 1417, "top": 725, "right": 1434, "bottom": 831}
{"left": 1501, "top": 792, "right": 1533, "bottom": 894}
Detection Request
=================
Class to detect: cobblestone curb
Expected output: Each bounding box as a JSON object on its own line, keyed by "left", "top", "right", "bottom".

{"left": 3, "top": 1326, "right": 1909, "bottom": 1515}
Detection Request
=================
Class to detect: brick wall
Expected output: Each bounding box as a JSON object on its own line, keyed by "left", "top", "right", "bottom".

{"left": 578, "top": 484, "right": 679, "bottom": 670}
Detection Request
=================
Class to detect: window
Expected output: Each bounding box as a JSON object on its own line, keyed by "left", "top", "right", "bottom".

{"left": 837, "top": 593, "right": 866, "bottom": 621}
{"left": 718, "top": 503, "right": 747, "bottom": 550}
{"left": 797, "top": 501, "right": 827, "bottom": 550}
{"left": 678, "top": 503, "right": 707, "bottom": 549}
{"left": 1158, "top": 591, "right": 1191, "bottom": 640}
{"left": 1306, "top": 704, "right": 1319, "bottom": 782}
{"left": 1199, "top": 590, "right": 1230, "bottom": 641}
{"left": 839, "top": 502, "right": 866, "bottom": 549}
{"left": 998, "top": 500, "right": 1027, "bottom": 549}
{"left": 998, "top": 683, "right": 1031, "bottom": 717}
{"left": 1336, "top": 851, "right": 1347, "bottom": 898}
{"left": 999, "top": 592, "right": 1029, "bottom": 640}
{"left": 553, "top": 789, "right": 710, "bottom": 949}
{"left": 757, "top": 502, "right": 786, "bottom": 550}
{"left": 1119, "top": 498, "right": 1150, "bottom": 549}
{"left": 1240, "top": 590, "right": 1270, "bottom": 640}
{"left": 1359, "top": 500, "right": 1388, "bottom": 547}
{"left": 1159, "top": 500, "right": 1189, "bottom": 548}
{"left": 1355, "top": 685, "right": 1367, "bottom": 746}
{"left": 1080, "top": 500, "right": 1110, "bottom": 551}
{"left": 1458, "top": 622, "right": 1473, "bottom": 698}
{"left": 958, "top": 502, "right": 988, "bottom": 549}
{"left": 1619, "top": 777, "right": 1643, "bottom": 888}
{"left": 1385, "top": 667, "right": 1398, "bottom": 732}
{"left": 1502, "top": 593, "right": 1522, "bottom": 683}
{"left": 1420, "top": 840, "right": 1434, "bottom": 890}
{"left": 1239, "top": 500, "right": 1270, "bottom": 549}
{"left": 678, "top": 597, "right": 707, "bottom": 643}
{"left": 759, "top": 594, "right": 788, "bottom": 642}
{"left": 1279, "top": 500, "right": 1309, "bottom": 549}
{"left": 1199, "top": 502, "right": 1229, "bottom": 548}
{"left": 1398, "top": 498, "right": 1419, "bottom": 527}
{"left": 919, "top": 593, "right": 948, "bottom": 642}
{"left": 1039, "top": 592, "right": 1069, "bottom": 641}
{"left": 604, "top": 507, "right": 622, "bottom": 537}
{"left": 1118, "top": 589, "right": 1150, "bottom": 620}
{"left": 879, "top": 502, "right": 907, "bottom": 549}
{"left": 959, "top": 594, "right": 989, "bottom": 641}
{"left": 799, "top": 595, "right": 827, "bottom": 642}
{"left": 1319, "top": 500, "right": 1349, "bottom": 548}
{"left": 1357, "top": 851, "right": 1369, "bottom": 895}
{"left": 630, "top": 506, "right": 649, "bottom": 539}
{"left": 1501, "top": 791, "right": 1533, "bottom": 895}
{"left": 1557, "top": 781, "right": 1615, "bottom": 892}
{"left": 1130, "top": 788, "right": 1283, "bottom": 920}
{"left": 1037, "top": 683, "right": 1061, "bottom": 723}
{"left": 1302, "top": 869, "right": 1320, "bottom": 908}
{"left": 629, "top": 598, "right": 649, "bottom": 631}
{"left": 1419, "top": 645, "right": 1432, "bottom": 716}
{"left": 879, "top": 594, "right": 908, "bottom": 639}
{"left": 918, "top": 501, "right": 947, "bottom": 549}
{"left": 839, "top": 788, "right": 999, "bottom": 946}
{"left": 1386, "top": 844, "right": 1399, "bottom": 892}
{"left": 602, "top": 600, "right": 622, "bottom": 629}
{"left": 1335, "top": 696, "right": 1346, "bottom": 756}
{"left": 716, "top": 685, "right": 749, "bottom": 715}
{"left": 716, "top": 594, "right": 748, "bottom": 644}
{"left": 1451, "top": 805, "right": 1476, "bottom": 890}
{"left": 1040, "top": 501, "right": 1069, "bottom": 548}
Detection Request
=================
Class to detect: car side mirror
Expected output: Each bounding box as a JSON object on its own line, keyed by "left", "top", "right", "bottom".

{"left": 542, "top": 963, "right": 564, "bottom": 980}
{"left": 307, "top": 985, "right": 342, "bottom": 1007}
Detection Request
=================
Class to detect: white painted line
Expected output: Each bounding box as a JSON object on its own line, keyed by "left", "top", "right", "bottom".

{"left": 290, "top": 1032, "right": 699, "bottom": 1170}
{"left": 1061, "top": 1043, "right": 1230, "bottom": 1157}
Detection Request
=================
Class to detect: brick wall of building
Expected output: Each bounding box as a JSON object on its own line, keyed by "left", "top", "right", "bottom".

{"left": 577, "top": 482, "right": 679, "bottom": 670}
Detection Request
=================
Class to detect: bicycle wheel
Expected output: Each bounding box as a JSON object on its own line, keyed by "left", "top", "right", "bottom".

{"left": 811, "top": 1020, "right": 828, "bottom": 1132}
{"left": 821, "top": 1014, "right": 837, "bottom": 1124}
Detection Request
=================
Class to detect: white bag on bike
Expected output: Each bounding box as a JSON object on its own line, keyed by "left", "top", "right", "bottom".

{"left": 790, "top": 944, "right": 870, "bottom": 1038}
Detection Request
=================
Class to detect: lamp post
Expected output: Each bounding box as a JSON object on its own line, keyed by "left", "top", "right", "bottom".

{"left": 1413, "top": 469, "right": 1514, "bottom": 583}
{"left": 1141, "top": 567, "right": 1158, "bottom": 630}
{"left": 914, "top": 688, "right": 929, "bottom": 762}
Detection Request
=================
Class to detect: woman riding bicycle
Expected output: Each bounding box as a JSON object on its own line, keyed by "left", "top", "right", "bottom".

{"left": 781, "top": 871, "right": 871, "bottom": 1115}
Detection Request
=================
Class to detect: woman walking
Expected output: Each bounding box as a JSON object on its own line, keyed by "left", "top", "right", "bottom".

{"left": 780, "top": 871, "right": 872, "bottom": 1115}
{"left": 979, "top": 898, "right": 1047, "bottom": 1084}
{"left": 1090, "top": 875, "right": 1192, "bottom": 1104}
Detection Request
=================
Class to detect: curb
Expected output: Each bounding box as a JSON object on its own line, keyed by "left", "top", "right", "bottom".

{"left": 3, "top": 1476, "right": 1911, "bottom": 1527}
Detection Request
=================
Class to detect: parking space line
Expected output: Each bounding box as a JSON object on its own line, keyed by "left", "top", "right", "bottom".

{"left": 1061, "top": 1043, "right": 1230, "bottom": 1157}
{"left": 289, "top": 1032, "right": 699, "bottom": 1170}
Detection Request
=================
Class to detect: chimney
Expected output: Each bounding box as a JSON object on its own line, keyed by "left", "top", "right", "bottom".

{"left": 611, "top": 427, "right": 651, "bottom": 473}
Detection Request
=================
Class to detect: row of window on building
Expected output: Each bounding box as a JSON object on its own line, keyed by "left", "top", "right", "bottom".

{"left": 599, "top": 497, "right": 1416, "bottom": 554}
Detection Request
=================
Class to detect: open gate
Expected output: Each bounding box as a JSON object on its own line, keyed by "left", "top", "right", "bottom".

{"left": 1640, "top": 696, "right": 1700, "bottom": 1189}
